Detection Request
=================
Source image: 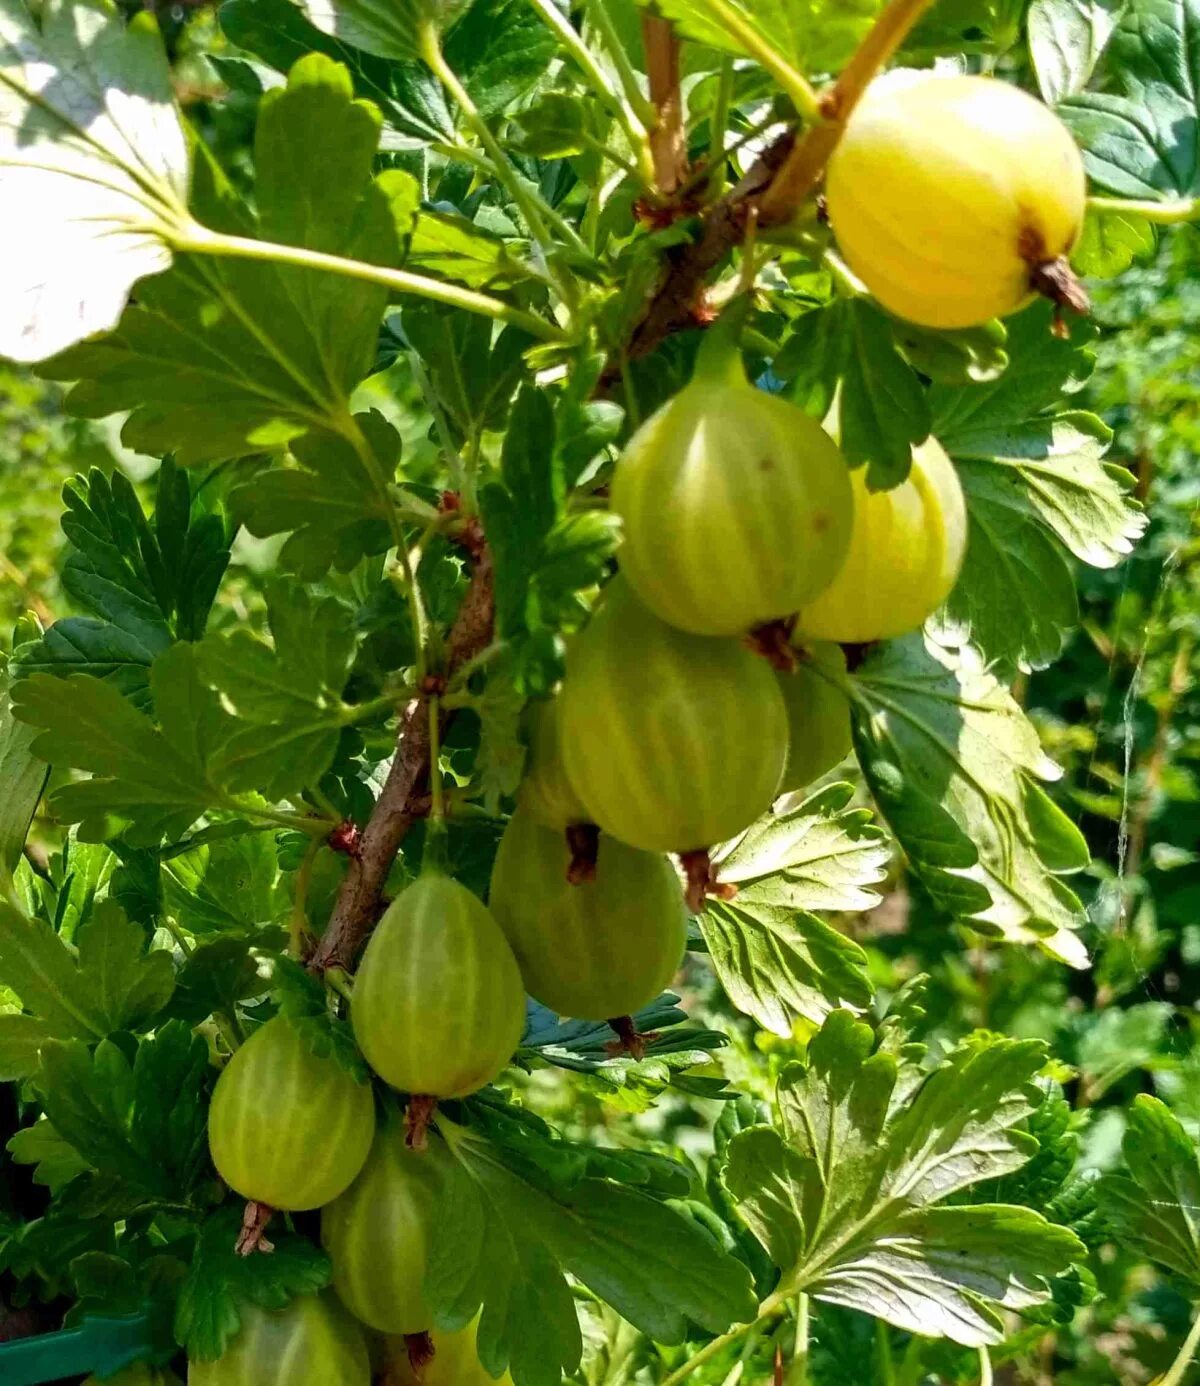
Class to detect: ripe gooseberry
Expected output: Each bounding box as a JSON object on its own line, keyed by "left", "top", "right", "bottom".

{"left": 518, "top": 695, "right": 590, "bottom": 830}
{"left": 611, "top": 322, "right": 852, "bottom": 636}
{"left": 207, "top": 1016, "right": 375, "bottom": 1211}
{"left": 188, "top": 1294, "right": 369, "bottom": 1386}
{"left": 351, "top": 874, "right": 526, "bottom": 1098}
{"left": 825, "top": 73, "right": 1087, "bottom": 329}
{"left": 489, "top": 808, "right": 686, "bottom": 1019}
{"left": 777, "top": 643, "right": 853, "bottom": 793}
{"left": 560, "top": 577, "right": 788, "bottom": 853}
{"left": 321, "top": 1122, "right": 441, "bottom": 1335}
{"left": 386, "top": 1319, "right": 512, "bottom": 1386}
{"left": 794, "top": 435, "right": 966, "bottom": 643}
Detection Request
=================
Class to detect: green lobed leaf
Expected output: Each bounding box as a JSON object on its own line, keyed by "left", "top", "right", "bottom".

{"left": 162, "top": 833, "right": 287, "bottom": 938}
{"left": 220, "top": 0, "right": 454, "bottom": 143}
{"left": 1061, "top": 0, "right": 1200, "bottom": 199}
{"left": 931, "top": 308, "right": 1146, "bottom": 669}
{"left": 427, "top": 1120, "right": 757, "bottom": 1386}
{"left": 297, "top": 0, "right": 468, "bottom": 61}
{"left": 633, "top": 0, "right": 884, "bottom": 86}
{"left": 849, "top": 636, "right": 1090, "bottom": 966}
{"left": 12, "top": 463, "right": 232, "bottom": 702}
{"left": 43, "top": 54, "right": 406, "bottom": 464}
{"left": 1028, "top": 0, "right": 1126, "bottom": 104}
{"left": 35, "top": 1023, "right": 209, "bottom": 1202}
{"left": 724, "top": 1014, "right": 1085, "bottom": 1346}
{"left": 11, "top": 643, "right": 230, "bottom": 844}
{"left": 0, "top": 667, "right": 47, "bottom": 876}
{"left": 698, "top": 784, "right": 884, "bottom": 1034}
{"left": 176, "top": 1205, "right": 333, "bottom": 1360}
{"left": 198, "top": 582, "right": 358, "bottom": 799}
{"left": 1072, "top": 206, "right": 1157, "bottom": 277}
{"left": 1100, "top": 1095, "right": 1200, "bottom": 1287}
{"left": 839, "top": 300, "right": 931, "bottom": 489}
{"left": 0, "top": 0, "right": 190, "bottom": 361}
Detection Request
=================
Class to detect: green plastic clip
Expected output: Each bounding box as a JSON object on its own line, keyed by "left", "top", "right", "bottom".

{"left": 0, "top": 1307, "right": 171, "bottom": 1385}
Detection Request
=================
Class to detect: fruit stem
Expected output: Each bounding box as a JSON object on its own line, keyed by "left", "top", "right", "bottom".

{"left": 565, "top": 823, "right": 600, "bottom": 884}
{"left": 1087, "top": 193, "right": 1200, "bottom": 225}
{"left": 605, "top": 1015, "right": 659, "bottom": 1060}
{"left": 234, "top": 1201, "right": 275, "bottom": 1256}
{"left": 405, "top": 1095, "right": 438, "bottom": 1150}
{"left": 693, "top": 296, "right": 752, "bottom": 387}
{"left": 758, "top": 0, "right": 939, "bottom": 224}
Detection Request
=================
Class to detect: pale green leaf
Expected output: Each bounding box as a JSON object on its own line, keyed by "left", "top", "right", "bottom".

{"left": 0, "top": 0, "right": 189, "bottom": 361}
{"left": 849, "top": 637, "right": 1089, "bottom": 966}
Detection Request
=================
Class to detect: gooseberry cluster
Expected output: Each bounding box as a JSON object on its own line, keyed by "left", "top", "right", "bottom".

{"left": 193, "top": 69, "right": 1090, "bottom": 1386}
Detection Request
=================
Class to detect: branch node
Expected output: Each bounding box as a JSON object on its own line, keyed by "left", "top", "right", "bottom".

{"left": 327, "top": 820, "right": 363, "bottom": 860}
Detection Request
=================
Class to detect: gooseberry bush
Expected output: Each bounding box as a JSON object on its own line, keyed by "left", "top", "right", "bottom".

{"left": 0, "top": 0, "right": 1196, "bottom": 1382}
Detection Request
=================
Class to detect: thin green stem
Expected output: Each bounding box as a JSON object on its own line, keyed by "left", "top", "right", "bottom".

{"left": 661, "top": 1292, "right": 788, "bottom": 1386}
{"left": 977, "top": 1346, "right": 993, "bottom": 1386}
{"left": 792, "top": 1294, "right": 810, "bottom": 1386}
{"left": 525, "top": 0, "right": 656, "bottom": 186}
{"left": 173, "top": 222, "right": 565, "bottom": 343}
{"left": 707, "top": 59, "right": 735, "bottom": 197}
{"left": 875, "top": 1318, "right": 895, "bottom": 1386}
{"left": 224, "top": 798, "right": 336, "bottom": 835}
{"left": 585, "top": 0, "right": 658, "bottom": 129}
{"left": 325, "top": 967, "right": 355, "bottom": 1006}
{"left": 1087, "top": 194, "right": 1200, "bottom": 225}
{"left": 428, "top": 692, "right": 446, "bottom": 826}
{"left": 420, "top": 27, "right": 578, "bottom": 307}
{"left": 619, "top": 356, "right": 642, "bottom": 431}
{"left": 699, "top": 0, "right": 822, "bottom": 121}
{"left": 1160, "top": 1305, "right": 1200, "bottom": 1386}
{"left": 391, "top": 543, "right": 429, "bottom": 687}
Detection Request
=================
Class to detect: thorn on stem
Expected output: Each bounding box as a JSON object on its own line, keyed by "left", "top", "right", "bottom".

{"left": 235, "top": 1200, "right": 275, "bottom": 1256}
{"left": 405, "top": 1094, "right": 438, "bottom": 1150}
{"left": 565, "top": 822, "right": 600, "bottom": 885}
{"left": 605, "top": 1014, "right": 659, "bottom": 1060}
{"left": 679, "top": 849, "right": 737, "bottom": 914}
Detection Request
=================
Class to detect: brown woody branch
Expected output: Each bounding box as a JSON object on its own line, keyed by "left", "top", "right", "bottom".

{"left": 642, "top": 14, "right": 687, "bottom": 194}
{"left": 310, "top": 547, "right": 495, "bottom": 974}
{"left": 621, "top": 0, "right": 938, "bottom": 366}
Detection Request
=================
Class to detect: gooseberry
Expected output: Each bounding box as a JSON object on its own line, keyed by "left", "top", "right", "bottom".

{"left": 188, "top": 1295, "right": 369, "bottom": 1386}
{"left": 489, "top": 808, "right": 686, "bottom": 1019}
{"left": 794, "top": 436, "right": 966, "bottom": 643}
{"left": 518, "top": 695, "right": 590, "bottom": 830}
{"left": 321, "top": 1121, "right": 441, "bottom": 1335}
{"left": 207, "top": 1016, "right": 375, "bottom": 1211}
{"left": 351, "top": 874, "right": 526, "bottom": 1098}
{"left": 611, "top": 326, "right": 852, "bottom": 635}
{"left": 560, "top": 578, "right": 788, "bottom": 852}
{"left": 825, "top": 73, "right": 1087, "bottom": 328}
